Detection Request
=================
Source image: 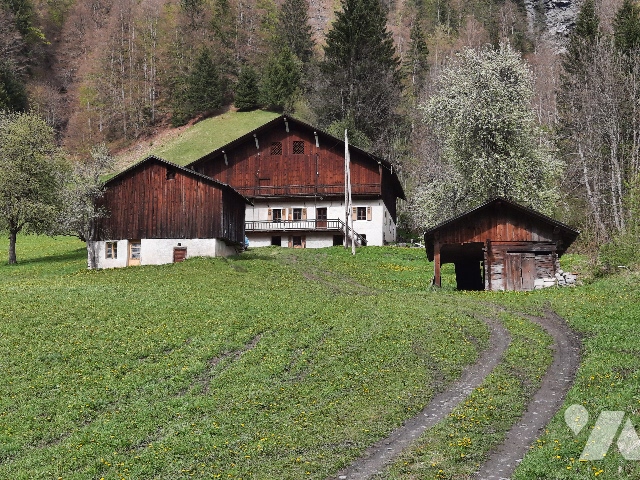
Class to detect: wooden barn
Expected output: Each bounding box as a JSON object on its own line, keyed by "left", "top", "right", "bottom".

{"left": 424, "top": 197, "right": 580, "bottom": 291}
{"left": 187, "top": 116, "right": 405, "bottom": 248}
{"left": 88, "top": 156, "right": 250, "bottom": 268}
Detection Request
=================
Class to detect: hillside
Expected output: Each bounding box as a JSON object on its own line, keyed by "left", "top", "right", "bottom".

{"left": 1, "top": 236, "right": 639, "bottom": 478}
{"left": 1, "top": 0, "right": 607, "bottom": 154}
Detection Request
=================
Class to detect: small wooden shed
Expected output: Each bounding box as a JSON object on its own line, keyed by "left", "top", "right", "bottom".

{"left": 424, "top": 197, "right": 580, "bottom": 291}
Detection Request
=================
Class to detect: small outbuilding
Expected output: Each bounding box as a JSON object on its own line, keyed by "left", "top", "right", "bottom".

{"left": 88, "top": 156, "right": 251, "bottom": 269}
{"left": 424, "top": 197, "right": 580, "bottom": 291}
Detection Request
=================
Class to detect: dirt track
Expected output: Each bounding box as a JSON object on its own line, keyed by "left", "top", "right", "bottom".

{"left": 329, "top": 316, "right": 511, "bottom": 480}
{"left": 329, "top": 309, "right": 580, "bottom": 480}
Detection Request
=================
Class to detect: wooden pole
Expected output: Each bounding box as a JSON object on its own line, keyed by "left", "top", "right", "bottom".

{"left": 347, "top": 145, "right": 355, "bottom": 256}
{"left": 344, "top": 130, "right": 349, "bottom": 248}
{"left": 434, "top": 240, "right": 441, "bottom": 287}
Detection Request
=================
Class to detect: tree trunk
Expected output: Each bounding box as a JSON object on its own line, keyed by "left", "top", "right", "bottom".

{"left": 8, "top": 230, "right": 17, "bottom": 265}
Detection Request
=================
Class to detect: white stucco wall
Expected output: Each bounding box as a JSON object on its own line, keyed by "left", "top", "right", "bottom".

{"left": 87, "top": 238, "right": 238, "bottom": 269}
{"left": 245, "top": 199, "right": 396, "bottom": 248}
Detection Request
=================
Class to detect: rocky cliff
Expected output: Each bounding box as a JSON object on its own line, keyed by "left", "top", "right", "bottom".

{"left": 525, "top": 0, "right": 583, "bottom": 51}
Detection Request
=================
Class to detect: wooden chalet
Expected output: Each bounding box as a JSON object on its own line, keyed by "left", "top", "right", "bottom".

{"left": 88, "top": 156, "right": 250, "bottom": 268}
{"left": 424, "top": 197, "right": 580, "bottom": 291}
{"left": 186, "top": 116, "right": 405, "bottom": 248}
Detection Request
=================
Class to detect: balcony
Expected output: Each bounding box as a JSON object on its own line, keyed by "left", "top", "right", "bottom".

{"left": 245, "top": 219, "right": 367, "bottom": 245}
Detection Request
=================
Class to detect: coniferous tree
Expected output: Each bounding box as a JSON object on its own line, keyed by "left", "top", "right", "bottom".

{"left": 0, "top": 62, "right": 27, "bottom": 112}
{"left": 563, "top": 0, "right": 599, "bottom": 77}
{"left": 234, "top": 66, "right": 260, "bottom": 111}
{"left": 314, "top": 0, "right": 401, "bottom": 145}
{"left": 404, "top": 21, "right": 429, "bottom": 101}
{"left": 614, "top": 0, "right": 640, "bottom": 56}
{"left": 260, "top": 47, "right": 301, "bottom": 112}
{"left": 278, "top": 0, "right": 314, "bottom": 65}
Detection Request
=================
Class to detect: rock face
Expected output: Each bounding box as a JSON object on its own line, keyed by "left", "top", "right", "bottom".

{"left": 525, "top": 0, "right": 582, "bottom": 51}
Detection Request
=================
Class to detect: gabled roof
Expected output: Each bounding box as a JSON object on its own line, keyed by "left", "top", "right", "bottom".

{"left": 104, "top": 155, "right": 252, "bottom": 205}
{"left": 424, "top": 196, "right": 580, "bottom": 237}
{"left": 186, "top": 115, "right": 406, "bottom": 200}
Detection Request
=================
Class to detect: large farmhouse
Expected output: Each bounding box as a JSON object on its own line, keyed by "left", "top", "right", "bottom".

{"left": 88, "top": 156, "right": 250, "bottom": 268}
{"left": 187, "top": 116, "right": 405, "bottom": 248}
{"left": 424, "top": 197, "right": 580, "bottom": 291}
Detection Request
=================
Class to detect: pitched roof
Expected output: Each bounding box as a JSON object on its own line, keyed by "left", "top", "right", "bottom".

{"left": 186, "top": 115, "right": 406, "bottom": 200}
{"left": 104, "top": 155, "right": 253, "bottom": 205}
{"left": 424, "top": 196, "right": 580, "bottom": 237}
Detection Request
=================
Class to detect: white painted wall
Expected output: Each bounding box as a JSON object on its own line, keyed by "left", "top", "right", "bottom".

{"left": 245, "top": 199, "right": 396, "bottom": 248}
{"left": 87, "top": 238, "right": 238, "bottom": 269}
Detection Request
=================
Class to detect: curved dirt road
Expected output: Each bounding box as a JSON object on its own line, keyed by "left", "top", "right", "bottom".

{"left": 329, "top": 316, "right": 511, "bottom": 480}
{"left": 473, "top": 310, "right": 581, "bottom": 479}
{"left": 329, "top": 309, "right": 580, "bottom": 480}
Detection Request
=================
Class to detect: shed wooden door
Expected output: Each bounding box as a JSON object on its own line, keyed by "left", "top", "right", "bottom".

{"left": 505, "top": 252, "right": 536, "bottom": 291}
{"left": 173, "top": 247, "right": 187, "bottom": 263}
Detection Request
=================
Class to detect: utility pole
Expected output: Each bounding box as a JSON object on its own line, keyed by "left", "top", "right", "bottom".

{"left": 345, "top": 130, "right": 355, "bottom": 255}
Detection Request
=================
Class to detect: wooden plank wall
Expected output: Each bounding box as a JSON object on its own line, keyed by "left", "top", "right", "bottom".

{"left": 96, "top": 162, "right": 242, "bottom": 242}
{"left": 437, "top": 210, "right": 556, "bottom": 246}
{"left": 195, "top": 124, "right": 382, "bottom": 198}
{"left": 485, "top": 243, "right": 557, "bottom": 291}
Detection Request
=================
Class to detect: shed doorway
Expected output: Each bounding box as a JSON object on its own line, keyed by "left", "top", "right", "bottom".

{"left": 505, "top": 252, "right": 536, "bottom": 291}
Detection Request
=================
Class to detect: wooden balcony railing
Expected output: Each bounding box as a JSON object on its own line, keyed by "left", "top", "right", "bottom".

{"left": 245, "top": 219, "right": 367, "bottom": 246}
{"left": 235, "top": 183, "right": 380, "bottom": 197}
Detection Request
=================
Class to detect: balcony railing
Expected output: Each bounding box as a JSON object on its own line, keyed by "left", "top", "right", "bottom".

{"left": 235, "top": 183, "right": 380, "bottom": 197}
{"left": 245, "top": 219, "right": 367, "bottom": 246}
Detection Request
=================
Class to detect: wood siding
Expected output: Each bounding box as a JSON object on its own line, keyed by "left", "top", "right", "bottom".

{"left": 193, "top": 124, "right": 382, "bottom": 199}
{"left": 95, "top": 161, "right": 245, "bottom": 244}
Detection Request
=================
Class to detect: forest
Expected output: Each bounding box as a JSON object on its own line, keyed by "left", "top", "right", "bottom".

{"left": 1, "top": 0, "right": 639, "bottom": 267}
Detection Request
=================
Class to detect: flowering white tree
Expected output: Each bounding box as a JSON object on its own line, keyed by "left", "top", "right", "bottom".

{"left": 413, "top": 43, "right": 560, "bottom": 228}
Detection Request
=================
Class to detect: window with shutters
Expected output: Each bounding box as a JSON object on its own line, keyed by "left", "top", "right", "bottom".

{"left": 357, "top": 207, "right": 367, "bottom": 221}
{"left": 293, "top": 141, "right": 304, "bottom": 154}
{"left": 271, "top": 142, "right": 282, "bottom": 155}
{"left": 106, "top": 242, "right": 117, "bottom": 259}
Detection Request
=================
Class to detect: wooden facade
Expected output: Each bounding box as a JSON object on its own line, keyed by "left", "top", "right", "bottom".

{"left": 93, "top": 156, "right": 250, "bottom": 245}
{"left": 424, "top": 198, "right": 580, "bottom": 291}
{"left": 187, "top": 116, "right": 405, "bottom": 221}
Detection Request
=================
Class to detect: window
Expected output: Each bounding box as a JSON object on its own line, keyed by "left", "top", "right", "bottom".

{"left": 271, "top": 142, "right": 282, "bottom": 155}
{"left": 293, "top": 236, "right": 302, "bottom": 247}
{"left": 293, "top": 141, "right": 304, "bottom": 154}
{"left": 166, "top": 169, "right": 176, "bottom": 180}
{"left": 106, "top": 241, "right": 117, "bottom": 259}
{"left": 333, "top": 235, "right": 344, "bottom": 246}
{"left": 271, "top": 236, "right": 281, "bottom": 246}
{"left": 357, "top": 207, "right": 367, "bottom": 221}
{"left": 273, "top": 209, "right": 282, "bottom": 223}
{"left": 293, "top": 208, "right": 302, "bottom": 220}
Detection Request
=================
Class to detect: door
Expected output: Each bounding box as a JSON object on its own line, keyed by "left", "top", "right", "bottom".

{"left": 128, "top": 240, "right": 141, "bottom": 266}
{"left": 173, "top": 247, "right": 187, "bottom": 263}
{"left": 505, "top": 252, "right": 536, "bottom": 291}
{"left": 316, "top": 207, "right": 327, "bottom": 228}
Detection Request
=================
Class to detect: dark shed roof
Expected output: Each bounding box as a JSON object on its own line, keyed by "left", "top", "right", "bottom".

{"left": 424, "top": 197, "right": 580, "bottom": 260}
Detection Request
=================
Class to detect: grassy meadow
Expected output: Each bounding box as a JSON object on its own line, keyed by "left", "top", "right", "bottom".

{"left": 145, "top": 111, "right": 279, "bottom": 166}
{"left": 0, "top": 236, "right": 638, "bottom": 479}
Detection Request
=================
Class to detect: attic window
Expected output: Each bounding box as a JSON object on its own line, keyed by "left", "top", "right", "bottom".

{"left": 293, "top": 141, "right": 304, "bottom": 154}
{"left": 271, "top": 142, "right": 282, "bottom": 155}
{"left": 166, "top": 169, "right": 176, "bottom": 180}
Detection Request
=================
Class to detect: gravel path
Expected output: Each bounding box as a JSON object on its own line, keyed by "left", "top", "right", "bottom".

{"left": 329, "top": 316, "right": 511, "bottom": 480}
{"left": 473, "top": 310, "right": 581, "bottom": 480}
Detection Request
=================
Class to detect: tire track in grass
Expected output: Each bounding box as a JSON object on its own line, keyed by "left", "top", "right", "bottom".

{"left": 329, "top": 316, "right": 511, "bottom": 480}
{"left": 473, "top": 310, "right": 580, "bottom": 480}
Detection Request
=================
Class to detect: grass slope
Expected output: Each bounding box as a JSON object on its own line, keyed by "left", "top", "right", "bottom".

{"left": 1, "top": 237, "right": 638, "bottom": 479}
{"left": 147, "top": 110, "right": 279, "bottom": 166}
{"left": 0, "top": 237, "right": 489, "bottom": 479}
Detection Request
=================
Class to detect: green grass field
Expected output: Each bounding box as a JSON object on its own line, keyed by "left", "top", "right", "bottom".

{"left": 146, "top": 110, "right": 279, "bottom": 166}
{"left": 0, "top": 236, "right": 638, "bottom": 479}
